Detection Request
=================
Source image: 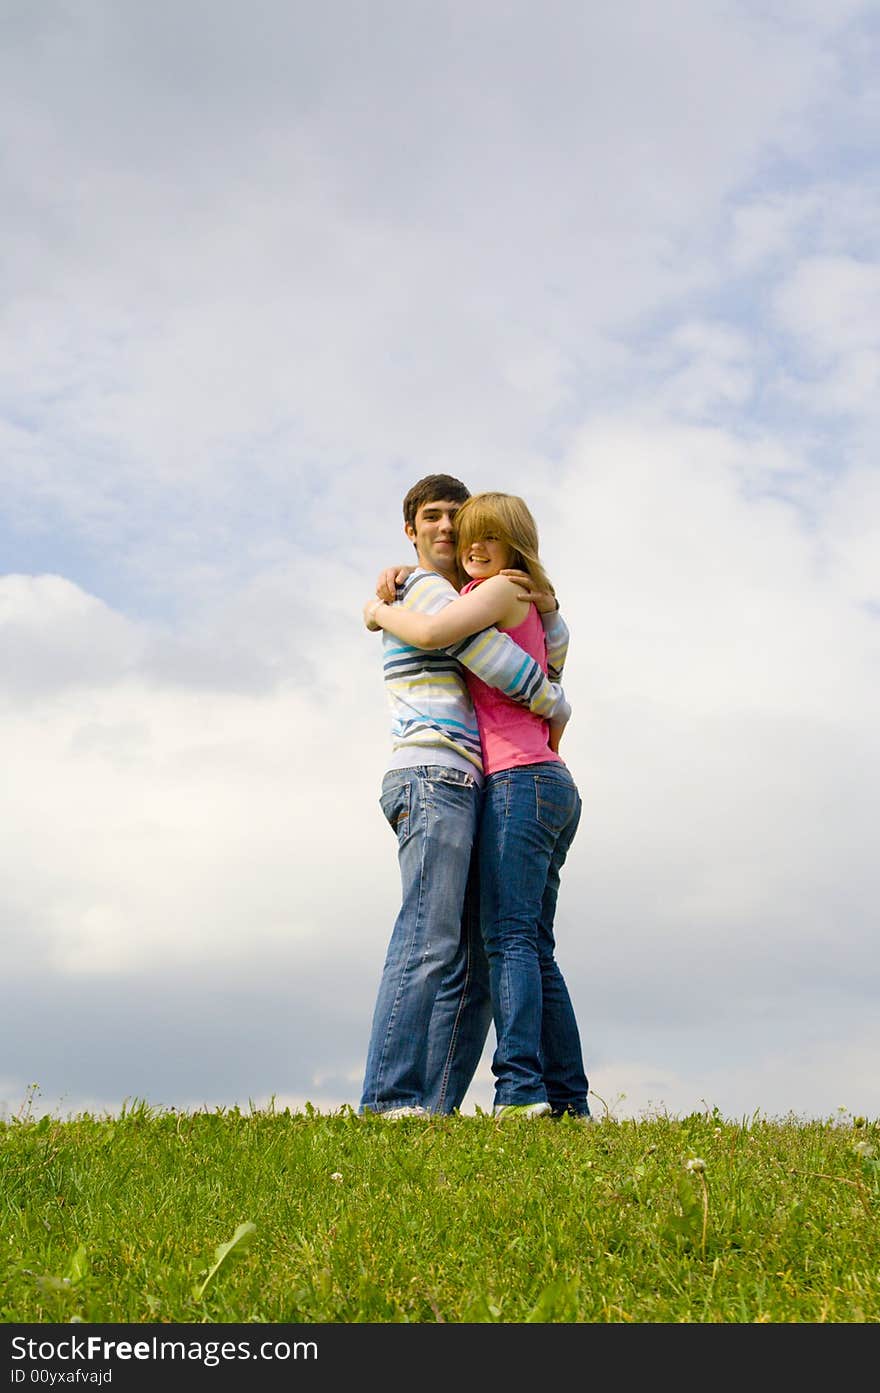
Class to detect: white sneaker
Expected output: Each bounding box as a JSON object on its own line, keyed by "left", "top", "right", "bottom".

{"left": 492, "top": 1101, "right": 552, "bottom": 1121}
{"left": 382, "top": 1105, "right": 432, "bottom": 1120}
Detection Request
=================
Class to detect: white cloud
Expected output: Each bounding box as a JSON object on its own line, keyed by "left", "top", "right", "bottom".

{"left": 641, "top": 321, "right": 756, "bottom": 420}
{"left": 1, "top": 666, "right": 393, "bottom": 977}
{"left": 2, "top": 5, "right": 871, "bottom": 558}
{"left": 821, "top": 465, "right": 880, "bottom": 609}
{"left": 729, "top": 193, "right": 821, "bottom": 271}
{"left": 0, "top": 570, "right": 395, "bottom": 980}
{"left": 774, "top": 255, "right": 880, "bottom": 360}
{"left": 768, "top": 254, "right": 880, "bottom": 434}
{"left": 0, "top": 574, "right": 142, "bottom": 693}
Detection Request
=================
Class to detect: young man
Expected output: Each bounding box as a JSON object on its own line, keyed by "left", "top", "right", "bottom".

{"left": 359, "top": 474, "right": 571, "bottom": 1117}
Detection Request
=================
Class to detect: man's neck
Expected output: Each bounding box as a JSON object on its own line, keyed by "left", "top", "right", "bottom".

{"left": 417, "top": 557, "right": 459, "bottom": 584}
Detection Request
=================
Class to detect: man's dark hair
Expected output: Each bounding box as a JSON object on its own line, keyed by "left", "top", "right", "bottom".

{"left": 402, "top": 474, "right": 470, "bottom": 529}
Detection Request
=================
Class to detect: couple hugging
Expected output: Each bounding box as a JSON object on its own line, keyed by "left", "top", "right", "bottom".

{"left": 358, "top": 474, "right": 591, "bottom": 1123}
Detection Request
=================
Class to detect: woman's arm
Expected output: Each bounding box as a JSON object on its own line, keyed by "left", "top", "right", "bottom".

{"left": 364, "top": 575, "right": 519, "bottom": 648}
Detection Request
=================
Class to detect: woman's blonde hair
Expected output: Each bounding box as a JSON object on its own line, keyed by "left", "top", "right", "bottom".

{"left": 454, "top": 492, "right": 554, "bottom": 597}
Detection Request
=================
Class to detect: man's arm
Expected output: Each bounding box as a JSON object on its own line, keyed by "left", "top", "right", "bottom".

{"left": 371, "top": 565, "right": 570, "bottom": 677}
{"left": 368, "top": 571, "right": 571, "bottom": 726}
{"left": 450, "top": 623, "right": 570, "bottom": 726}
{"left": 374, "top": 565, "right": 415, "bottom": 603}
{"left": 541, "top": 610, "right": 569, "bottom": 682}
{"left": 500, "top": 567, "right": 568, "bottom": 679}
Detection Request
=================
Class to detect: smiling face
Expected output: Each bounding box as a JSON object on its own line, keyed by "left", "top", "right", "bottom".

{"left": 461, "top": 534, "right": 514, "bottom": 580}
{"left": 405, "top": 497, "right": 463, "bottom": 579}
{"left": 452, "top": 492, "right": 552, "bottom": 596}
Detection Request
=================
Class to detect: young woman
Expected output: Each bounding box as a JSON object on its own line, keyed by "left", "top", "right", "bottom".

{"left": 364, "top": 493, "right": 591, "bottom": 1122}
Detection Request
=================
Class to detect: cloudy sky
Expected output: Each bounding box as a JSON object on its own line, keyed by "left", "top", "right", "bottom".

{"left": 2, "top": 1, "right": 878, "bottom": 1125}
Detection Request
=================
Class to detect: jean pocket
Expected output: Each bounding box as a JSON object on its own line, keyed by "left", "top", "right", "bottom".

{"left": 534, "top": 776, "right": 578, "bottom": 834}
{"left": 380, "top": 777, "right": 412, "bottom": 841}
{"left": 423, "top": 766, "right": 476, "bottom": 790}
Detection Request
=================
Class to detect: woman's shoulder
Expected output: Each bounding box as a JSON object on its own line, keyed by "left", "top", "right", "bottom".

{"left": 461, "top": 574, "right": 530, "bottom": 630}
{"left": 459, "top": 575, "right": 517, "bottom": 597}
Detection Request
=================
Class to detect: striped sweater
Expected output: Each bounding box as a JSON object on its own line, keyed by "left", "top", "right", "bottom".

{"left": 382, "top": 568, "right": 571, "bottom": 778}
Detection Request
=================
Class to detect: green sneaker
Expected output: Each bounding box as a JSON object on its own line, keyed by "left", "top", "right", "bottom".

{"left": 551, "top": 1109, "right": 596, "bottom": 1125}
{"left": 492, "top": 1102, "right": 552, "bottom": 1121}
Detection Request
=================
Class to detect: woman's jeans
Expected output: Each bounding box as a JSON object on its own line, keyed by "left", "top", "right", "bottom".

{"left": 359, "top": 766, "right": 492, "bottom": 1115}
{"left": 479, "top": 761, "right": 589, "bottom": 1115}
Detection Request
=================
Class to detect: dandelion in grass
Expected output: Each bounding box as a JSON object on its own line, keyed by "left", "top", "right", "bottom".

{"left": 330, "top": 1172, "right": 343, "bottom": 1182}
{"left": 684, "top": 1158, "right": 709, "bottom": 1258}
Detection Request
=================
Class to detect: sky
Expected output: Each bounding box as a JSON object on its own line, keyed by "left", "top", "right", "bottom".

{"left": 2, "top": 0, "right": 878, "bottom": 1125}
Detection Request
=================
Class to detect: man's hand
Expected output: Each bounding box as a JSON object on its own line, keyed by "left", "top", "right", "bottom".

{"left": 375, "top": 565, "right": 415, "bottom": 603}
{"left": 363, "top": 598, "right": 384, "bottom": 632}
{"left": 501, "top": 568, "right": 558, "bottom": 614}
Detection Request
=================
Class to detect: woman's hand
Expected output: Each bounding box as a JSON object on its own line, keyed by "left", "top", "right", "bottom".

{"left": 501, "top": 568, "right": 558, "bottom": 613}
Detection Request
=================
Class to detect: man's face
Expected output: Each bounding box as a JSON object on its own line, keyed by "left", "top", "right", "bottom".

{"left": 405, "top": 497, "right": 463, "bottom": 578}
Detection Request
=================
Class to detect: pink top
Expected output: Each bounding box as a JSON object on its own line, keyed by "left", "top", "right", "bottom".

{"left": 461, "top": 581, "right": 564, "bottom": 776}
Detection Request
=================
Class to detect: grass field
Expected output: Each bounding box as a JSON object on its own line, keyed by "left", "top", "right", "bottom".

{"left": 2, "top": 1097, "right": 878, "bottom": 1324}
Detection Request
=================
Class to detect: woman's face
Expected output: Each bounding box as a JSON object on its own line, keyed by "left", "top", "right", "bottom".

{"left": 460, "top": 533, "right": 514, "bottom": 580}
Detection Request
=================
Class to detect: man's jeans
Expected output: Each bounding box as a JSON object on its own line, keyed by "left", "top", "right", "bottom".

{"left": 359, "top": 766, "right": 492, "bottom": 1115}
{"left": 479, "top": 761, "right": 590, "bottom": 1115}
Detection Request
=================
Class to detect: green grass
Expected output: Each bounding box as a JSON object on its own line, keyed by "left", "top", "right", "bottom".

{"left": 2, "top": 1098, "right": 878, "bottom": 1323}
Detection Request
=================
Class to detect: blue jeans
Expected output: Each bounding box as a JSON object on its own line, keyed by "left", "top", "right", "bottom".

{"left": 359, "top": 766, "right": 492, "bottom": 1115}
{"left": 479, "top": 761, "right": 589, "bottom": 1115}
